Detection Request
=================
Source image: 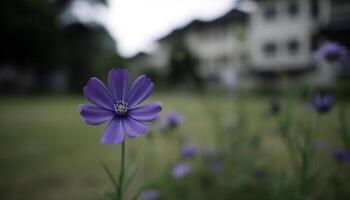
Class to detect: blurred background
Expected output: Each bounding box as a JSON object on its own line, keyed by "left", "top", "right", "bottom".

{"left": 1, "top": 0, "right": 350, "bottom": 199}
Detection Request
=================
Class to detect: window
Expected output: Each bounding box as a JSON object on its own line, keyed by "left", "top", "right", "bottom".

{"left": 287, "top": 39, "right": 300, "bottom": 55}
{"left": 264, "top": 4, "right": 277, "bottom": 20}
{"left": 311, "top": 0, "right": 319, "bottom": 19}
{"left": 219, "top": 56, "right": 229, "bottom": 66}
{"left": 263, "top": 42, "right": 277, "bottom": 57}
{"left": 287, "top": 1, "right": 300, "bottom": 17}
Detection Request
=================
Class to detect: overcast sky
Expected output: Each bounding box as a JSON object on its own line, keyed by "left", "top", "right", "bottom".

{"left": 99, "top": 0, "right": 238, "bottom": 57}
{"left": 71, "top": 0, "right": 240, "bottom": 57}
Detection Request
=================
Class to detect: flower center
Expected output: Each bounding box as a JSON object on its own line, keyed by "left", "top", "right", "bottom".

{"left": 114, "top": 100, "right": 128, "bottom": 115}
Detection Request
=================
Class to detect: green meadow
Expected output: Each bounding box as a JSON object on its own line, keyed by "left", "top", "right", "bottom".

{"left": 0, "top": 93, "right": 348, "bottom": 200}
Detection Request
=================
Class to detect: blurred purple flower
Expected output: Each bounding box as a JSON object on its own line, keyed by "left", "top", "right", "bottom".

{"left": 253, "top": 169, "right": 267, "bottom": 180}
{"left": 160, "top": 112, "right": 184, "bottom": 129}
{"left": 314, "top": 41, "right": 348, "bottom": 62}
{"left": 180, "top": 144, "right": 198, "bottom": 159}
{"left": 209, "top": 160, "right": 224, "bottom": 172}
{"left": 79, "top": 69, "right": 162, "bottom": 144}
{"left": 312, "top": 94, "right": 334, "bottom": 114}
{"left": 139, "top": 189, "right": 160, "bottom": 200}
{"left": 201, "top": 147, "right": 223, "bottom": 172}
{"left": 313, "top": 139, "right": 328, "bottom": 149}
{"left": 332, "top": 149, "right": 350, "bottom": 163}
{"left": 171, "top": 162, "right": 191, "bottom": 178}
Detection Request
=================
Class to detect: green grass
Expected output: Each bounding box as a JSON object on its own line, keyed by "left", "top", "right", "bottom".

{"left": 0, "top": 93, "right": 226, "bottom": 200}
{"left": 0, "top": 93, "right": 346, "bottom": 200}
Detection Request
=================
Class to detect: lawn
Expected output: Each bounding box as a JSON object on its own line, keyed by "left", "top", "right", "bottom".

{"left": 0, "top": 93, "right": 347, "bottom": 200}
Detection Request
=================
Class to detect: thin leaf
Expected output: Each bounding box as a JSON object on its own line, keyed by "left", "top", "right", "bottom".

{"left": 101, "top": 162, "right": 118, "bottom": 188}
{"left": 123, "top": 164, "right": 139, "bottom": 190}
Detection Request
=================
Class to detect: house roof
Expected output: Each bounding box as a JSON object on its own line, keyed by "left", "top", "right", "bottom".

{"left": 157, "top": 8, "right": 248, "bottom": 42}
{"left": 319, "top": 12, "right": 350, "bottom": 48}
{"left": 208, "top": 8, "right": 248, "bottom": 25}
{"left": 321, "top": 13, "right": 350, "bottom": 33}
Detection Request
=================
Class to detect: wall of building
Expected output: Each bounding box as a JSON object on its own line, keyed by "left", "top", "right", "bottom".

{"left": 248, "top": 0, "right": 318, "bottom": 71}
{"left": 183, "top": 22, "right": 249, "bottom": 87}
{"left": 140, "top": 0, "right": 339, "bottom": 89}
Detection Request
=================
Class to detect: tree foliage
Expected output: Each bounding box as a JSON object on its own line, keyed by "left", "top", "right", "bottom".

{"left": 168, "top": 39, "right": 203, "bottom": 90}
{"left": 0, "top": 0, "right": 123, "bottom": 92}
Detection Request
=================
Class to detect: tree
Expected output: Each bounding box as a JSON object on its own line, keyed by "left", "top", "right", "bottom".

{"left": 168, "top": 39, "right": 203, "bottom": 89}
{"left": 0, "top": 0, "right": 123, "bottom": 92}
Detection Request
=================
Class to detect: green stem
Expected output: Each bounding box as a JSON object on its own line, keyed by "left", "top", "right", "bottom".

{"left": 300, "top": 145, "right": 309, "bottom": 200}
{"left": 300, "top": 116, "right": 316, "bottom": 200}
{"left": 338, "top": 105, "right": 350, "bottom": 150}
{"left": 117, "top": 141, "right": 126, "bottom": 200}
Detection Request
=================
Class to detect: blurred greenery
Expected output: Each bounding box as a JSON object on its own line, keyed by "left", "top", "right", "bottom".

{"left": 0, "top": 0, "right": 124, "bottom": 93}
{"left": 167, "top": 39, "right": 203, "bottom": 90}
{"left": 0, "top": 93, "right": 349, "bottom": 200}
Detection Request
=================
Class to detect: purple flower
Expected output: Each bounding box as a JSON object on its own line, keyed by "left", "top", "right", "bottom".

{"left": 332, "top": 149, "right": 350, "bottom": 163}
{"left": 313, "top": 139, "right": 328, "bottom": 150}
{"left": 171, "top": 162, "right": 191, "bottom": 178}
{"left": 209, "top": 160, "right": 224, "bottom": 172}
{"left": 201, "top": 147, "right": 223, "bottom": 172}
{"left": 180, "top": 144, "right": 198, "bottom": 159}
{"left": 79, "top": 69, "right": 162, "bottom": 144}
{"left": 160, "top": 112, "right": 184, "bottom": 129}
{"left": 312, "top": 94, "right": 334, "bottom": 114}
{"left": 314, "top": 41, "right": 348, "bottom": 62}
{"left": 253, "top": 169, "right": 267, "bottom": 180}
{"left": 139, "top": 189, "right": 160, "bottom": 200}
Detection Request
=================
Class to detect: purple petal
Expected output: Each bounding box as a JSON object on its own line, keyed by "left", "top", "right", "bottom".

{"left": 325, "top": 95, "right": 334, "bottom": 105}
{"left": 127, "top": 75, "right": 154, "bottom": 108}
{"left": 83, "top": 77, "right": 115, "bottom": 110}
{"left": 164, "top": 112, "right": 184, "bottom": 126}
{"left": 312, "top": 94, "right": 334, "bottom": 113}
{"left": 124, "top": 117, "right": 149, "bottom": 138}
{"left": 128, "top": 102, "right": 162, "bottom": 122}
{"left": 100, "top": 118, "right": 125, "bottom": 144}
{"left": 171, "top": 163, "right": 191, "bottom": 178}
{"left": 79, "top": 104, "right": 114, "bottom": 125}
{"left": 332, "top": 148, "right": 350, "bottom": 163}
{"left": 108, "top": 69, "right": 129, "bottom": 101}
{"left": 140, "top": 189, "right": 160, "bottom": 200}
{"left": 314, "top": 41, "right": 349, "bottom": 62}
{"left": 180, "top": 144, "right": 198, "bottom": 159}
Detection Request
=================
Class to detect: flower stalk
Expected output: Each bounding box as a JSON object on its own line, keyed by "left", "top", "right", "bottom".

{"left": 338, "top": 105, "right": 350, "bottom": 150}
{"left": 117, "top": 141, "right": 126, "bottom": 200}
{"left": 298, "top": 115, "right": 316, "bottom": 200}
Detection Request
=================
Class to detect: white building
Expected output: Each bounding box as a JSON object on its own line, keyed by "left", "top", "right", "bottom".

{"left": 130, "top": 0, "right": 350, "bottom": 89}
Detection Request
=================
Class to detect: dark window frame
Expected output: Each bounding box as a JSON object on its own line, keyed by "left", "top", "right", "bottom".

{"left": 263, "top": 42, "right": 278, "bottom": 57}
{"left": 287, "top": 1, "right": 300, "bottom": 17}
{"left": 287, "top": 39, "right": 300, "bottom": 55}
{"left": 311, "top": 0, "right": 319, "bottom": 19}
{"left": 263, "top": 3, "right": 277, "bottom": 20}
